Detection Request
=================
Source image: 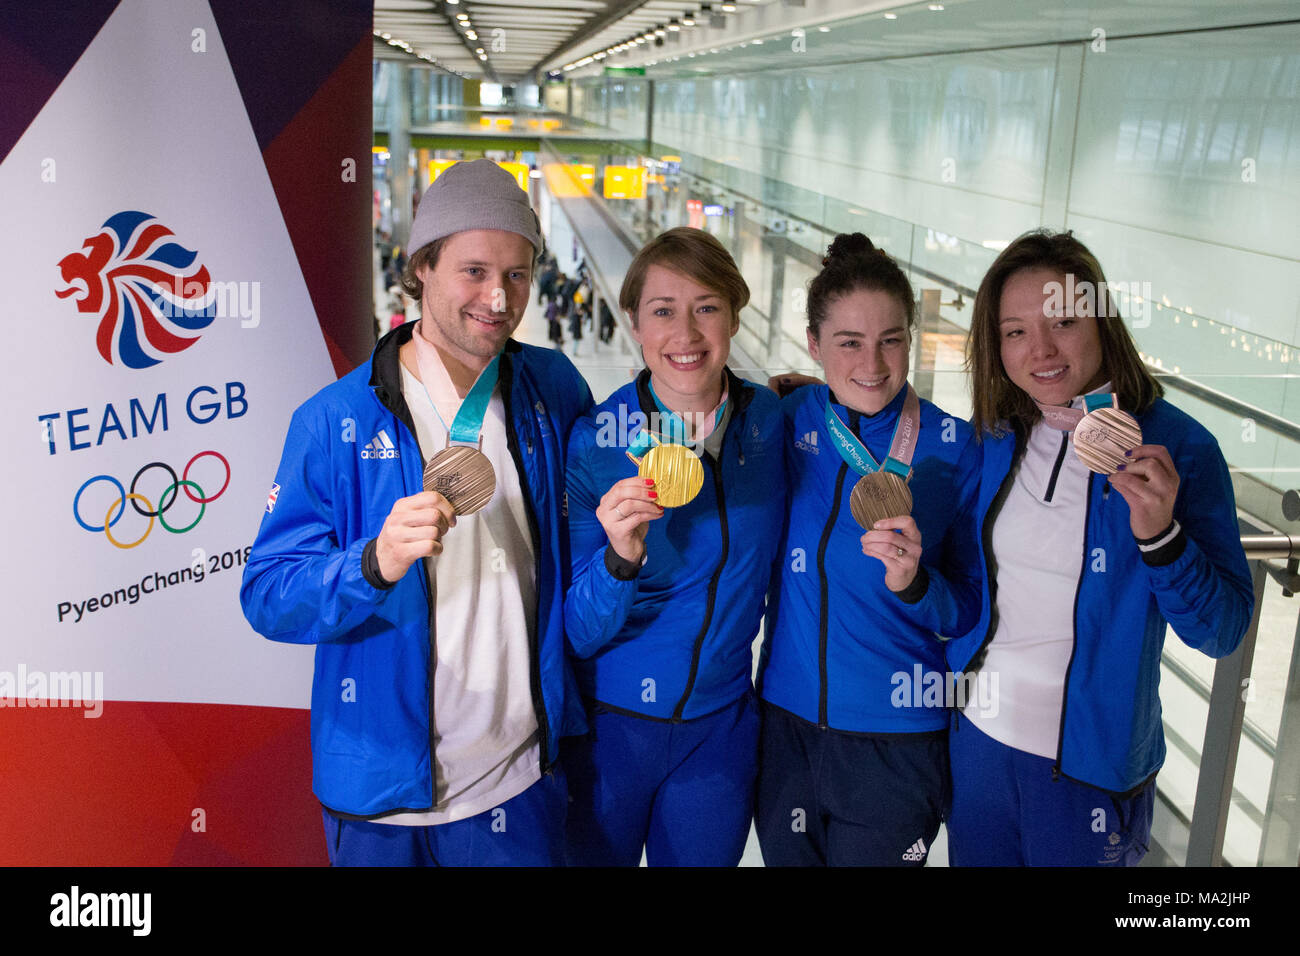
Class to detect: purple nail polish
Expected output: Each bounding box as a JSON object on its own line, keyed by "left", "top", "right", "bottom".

{"left": 1117, "top": 464, "right": 1126, "bottom": 472}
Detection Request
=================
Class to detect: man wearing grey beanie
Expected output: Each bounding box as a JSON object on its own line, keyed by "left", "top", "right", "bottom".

{"left": 243, "top": 159, "right": 593, "bottom": 866}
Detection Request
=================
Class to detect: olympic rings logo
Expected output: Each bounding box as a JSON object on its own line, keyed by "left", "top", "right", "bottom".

{"left": 73, "top": 451, "right": 231, "bottom": 549}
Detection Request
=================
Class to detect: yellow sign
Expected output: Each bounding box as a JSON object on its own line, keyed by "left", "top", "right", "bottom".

{"left": 479, "top": 115, "right": 514, "bottom": 130}
{"left": 499, "top": 162, "right": 531, "bottom": 191}
{"left": 428, "top": 158, "right": 458, "bottom": 183}
{"left": 603, "top": 165, "right": 645, "bottom": 200}
{"left": 570, "top": 164, "right": 595, "bottom": 183}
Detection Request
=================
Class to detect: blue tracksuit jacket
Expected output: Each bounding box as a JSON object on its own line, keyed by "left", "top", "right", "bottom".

{"left": 240, "top": 323, "right": 593, "bottom": 817}
{"left": 758, "top": 384, "right": 983, "bottom": 732}
{"left": 944, "top": 398, "right": 1254, "bottom": 793}
{"left": 564, "top": 368, "right": 786, "bottom": 720}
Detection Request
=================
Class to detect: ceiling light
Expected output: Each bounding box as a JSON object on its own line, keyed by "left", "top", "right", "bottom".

{"left": 818, "top": 26, "right": 830, "bottom": 32}
{"left": 668, "top": 19, "right": 681, "bottom": 31}
{"left": 884, "top": 12, "right": 898, "bottom": 18}
{"left": 683, "top": 14, "right": 696, "bottom": 26}
{"left": 929, "top": 3, "right": 944, "bottom": 9}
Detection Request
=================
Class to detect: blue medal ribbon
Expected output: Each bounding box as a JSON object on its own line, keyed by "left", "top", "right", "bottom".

{"left": 822, "top": 385, "right": 919, "bottom": 480}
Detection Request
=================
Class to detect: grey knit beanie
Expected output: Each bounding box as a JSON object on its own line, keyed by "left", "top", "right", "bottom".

{"left": 407, "top": 159, "right": 540, "bottom": 255}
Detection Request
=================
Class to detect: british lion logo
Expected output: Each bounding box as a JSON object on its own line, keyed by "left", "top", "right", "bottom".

{"left": 56, "top": 211, "right": 216, "bottom": 369}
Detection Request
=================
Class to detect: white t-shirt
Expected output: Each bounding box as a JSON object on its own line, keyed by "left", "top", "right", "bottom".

{"left": 963, "top": 386, "right": 1113, "bottom": 758}
{"left": 379, "top": 356, "right": 540, "bottom": 825}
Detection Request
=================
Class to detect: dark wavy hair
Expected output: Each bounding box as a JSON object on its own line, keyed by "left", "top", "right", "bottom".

{"left": 965, "top": 229, "right": 1162, "bottom": 440}
{"left": 806, "top": 233, "right": 915, "bottom": 339}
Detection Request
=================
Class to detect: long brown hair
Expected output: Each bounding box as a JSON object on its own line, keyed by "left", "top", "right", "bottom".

{"left": 965, "top": 229, "right": 1162, "bottom": 439}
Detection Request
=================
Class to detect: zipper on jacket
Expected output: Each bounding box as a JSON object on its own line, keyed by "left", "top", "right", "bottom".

{"left": 1053, "top": 474, "right": 1095, "bottom": 780}
{"left": 671, "top": 445, "right": 730, "bottom": 721}
{"left": 500, "top": 358, "right": 553, "bottom": 773}
{"left": 368, "top": 331, "right": 442, "bottom": 810}
{"left": 1043, "top": 432, "right": 1069, "bottom": 503}
{"left": 963, "top": 432, "right": 1028, "bottom": 675}
{"left": 816, "top": 462, "right": 849, "bottom": 730}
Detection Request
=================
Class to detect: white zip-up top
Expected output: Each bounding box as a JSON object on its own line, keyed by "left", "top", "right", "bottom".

{"left": 963, "top": 384, "right": 1113, "bottom": 758}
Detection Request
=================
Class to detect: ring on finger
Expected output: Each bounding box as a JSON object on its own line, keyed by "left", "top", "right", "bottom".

{"left": 895, "top": 546, "right": 905, "bottom": 557}
{"left": 615, "top": 504, "right": 626, "bottom": 518}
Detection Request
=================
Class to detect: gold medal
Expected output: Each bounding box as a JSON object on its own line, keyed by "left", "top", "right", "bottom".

{"left": 423, "top": 446, "right": 496, "bottom": 515}
{"left": 850, "top": 470, "right": 913, "bottom": 530}
{"left": 637, "top": 443, "right": 704, "bottom": 508}
{"left": 1072, "top": 407, "right": 1142, "bottom": 475}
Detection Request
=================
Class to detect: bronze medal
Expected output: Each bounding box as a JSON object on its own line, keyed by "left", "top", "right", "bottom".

{"left": 850, "top": 470, "right": 913, "bottom": 530}
{"left": 637, "top": 443, "right": 704, "bottom": 508}
{"left": 1072, "top": 407, "right": 1142, "bottom": 475}
{"left": 423, "top": 445, "right": 496, "bottom": 515}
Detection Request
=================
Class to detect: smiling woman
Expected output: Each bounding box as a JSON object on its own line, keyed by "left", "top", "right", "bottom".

{"left": 946, "top": 230, "right": 1253, "bottom": 866}
{"left": 755, "top": 232, "right": 982, "bottom": 868}
{"left": 562, "top": 227, "right": 785, "bottom": 867}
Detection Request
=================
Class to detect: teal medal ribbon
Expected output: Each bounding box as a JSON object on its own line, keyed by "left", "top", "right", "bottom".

{"left": 409, "top": 321, "right": 501, "bottom": 515}
{"left": 627, "top": 378, "right": 729, "bottom": 461}
{"left": 410, "top": 320, "right": 500, "bottom": 448}
{"left": 823, "top": 384, "right": 921, "bottom": 480}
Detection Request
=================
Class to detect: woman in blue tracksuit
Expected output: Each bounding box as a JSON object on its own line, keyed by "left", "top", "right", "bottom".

{"left": 563, "top": 227, "right": 785, "bottom": 866}
{"left": 947, "top": 229, "right": 1254, "bottom": 865}
{"left": 755, "top": 233, "right": 982, "bottom": 866}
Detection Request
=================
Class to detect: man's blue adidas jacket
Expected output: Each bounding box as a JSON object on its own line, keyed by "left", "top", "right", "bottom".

{"left": 944, "top": 398, "right": 1254, "bottom": 794}
{"left": 240, "top": 323, "right": 593, "bottom": 818}
{"left": 757, "top": 384, "right": 983, "bottom": 733}
{"left": 564, "top": 369, "right": 785, "bottom": 720}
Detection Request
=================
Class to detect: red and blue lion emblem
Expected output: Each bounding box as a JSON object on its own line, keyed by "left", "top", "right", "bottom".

{"left": 56, "top": 211, "right": 216, "bottom": 369}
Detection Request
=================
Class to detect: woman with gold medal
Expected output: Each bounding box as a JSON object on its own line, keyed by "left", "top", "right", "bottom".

{"left": 755, "top": 233, "right": 983, "bottom": 866}
{"left": 562, "top": 227, "right": 785, "bottom": 866}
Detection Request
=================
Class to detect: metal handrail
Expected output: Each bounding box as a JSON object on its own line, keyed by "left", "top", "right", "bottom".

{"left": 1242, "top": 533, "right": 1300, "bottom": 561}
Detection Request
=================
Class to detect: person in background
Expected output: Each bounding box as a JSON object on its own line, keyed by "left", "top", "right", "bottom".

{"left": 563, "top": 227, "right": 786, "bottom": 866}
{"left": 756, "top": 233, "right": 981, "bottom": 866}
{"left": 946, "top": 229, "right": 1253, "bottom": 866}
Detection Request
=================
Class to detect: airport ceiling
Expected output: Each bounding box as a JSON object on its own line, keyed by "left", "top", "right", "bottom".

{"left": 373, "top": 0, "right": 1300, "bottom": 85}
{"left": 372, "top": 0, "right": 778, "bottom": 84}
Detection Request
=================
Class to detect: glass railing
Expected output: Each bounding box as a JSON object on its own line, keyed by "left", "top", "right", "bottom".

{"left": 541, "top": 136, "right": 1300, "bottom": 506}
{"left": 534, "top": 139, "right": 1300, "bottom": 867}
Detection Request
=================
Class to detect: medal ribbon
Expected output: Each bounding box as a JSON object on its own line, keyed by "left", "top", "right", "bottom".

{"left": 411, "top": 320, "right": 500, "bottom": 448}
{"left": 823, "top": 385, "right": 921, "bottom": 480}
{"left": 626, "top": 379, "right": 729, "bottom": 460}
{"left": 1035, "top": 392, "right": 1118, "bottom": 432}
